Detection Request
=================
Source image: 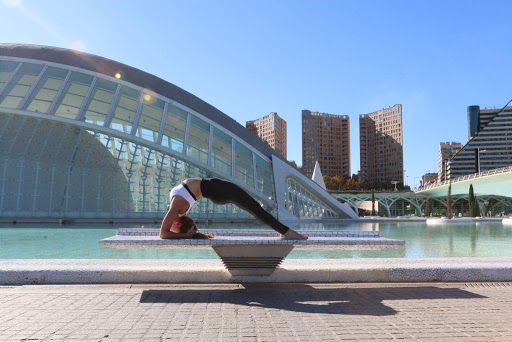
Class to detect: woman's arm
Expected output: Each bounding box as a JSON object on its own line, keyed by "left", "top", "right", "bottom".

{"left": 159, "top": 197, "right": 192, "bottom": 239}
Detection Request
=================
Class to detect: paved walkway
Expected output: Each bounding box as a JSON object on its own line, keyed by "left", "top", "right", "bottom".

{"left": 1, "top": 283, "right": 512, "bottom": 341}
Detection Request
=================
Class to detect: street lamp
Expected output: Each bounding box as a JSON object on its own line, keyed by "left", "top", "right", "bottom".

{"left": 391, "top": 181, "right": 399, "bottom": 191}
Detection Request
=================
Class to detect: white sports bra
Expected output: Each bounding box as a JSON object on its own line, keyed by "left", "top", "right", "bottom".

{"left": 169, "top": 183, "right": 197, "bottom": 216}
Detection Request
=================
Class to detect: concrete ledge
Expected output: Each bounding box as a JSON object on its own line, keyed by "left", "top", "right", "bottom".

{"left": 2, "top": 258, "right": 512, "bottom": 284}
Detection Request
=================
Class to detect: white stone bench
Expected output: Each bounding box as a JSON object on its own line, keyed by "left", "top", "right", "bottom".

{"left": 99, "top": 229, "right": 405, "bottom": 276}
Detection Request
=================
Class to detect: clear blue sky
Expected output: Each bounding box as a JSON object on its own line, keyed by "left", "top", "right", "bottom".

{"left": 2, "top": 0, "right": 512, "bottom": 188}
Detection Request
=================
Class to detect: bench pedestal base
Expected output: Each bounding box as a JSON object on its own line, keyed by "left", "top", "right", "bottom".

{"left": 213, "top": 245, "right": 294, "bottom": 276}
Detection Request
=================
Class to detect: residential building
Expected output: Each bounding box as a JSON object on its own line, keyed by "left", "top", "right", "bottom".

{"left": 449, "top": 105, "right": 512, "bottom": 179}
{"left": 420, "top": 172, "right": 438, "bottom": 187}
{"left": 359, "top": 104, "right": 403, "bottom": 185}
{"left": 438, "top": 141, "right": 462, "bottom": 182}
{"left": 246, "top": 112, "right": 287, "bottom": 158}
{"left": 301, "top": 110, "right": 350, "bottom": 178}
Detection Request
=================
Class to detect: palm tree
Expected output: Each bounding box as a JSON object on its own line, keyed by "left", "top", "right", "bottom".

{"left": 424, "top": 197, "right": 430, "bottom": 217}
{"left": 371, "top": 192, "right": 376, "bottom": 216}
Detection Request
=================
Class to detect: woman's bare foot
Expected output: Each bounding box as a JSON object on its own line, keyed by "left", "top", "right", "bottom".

{"left": 281, "top": 229, "right": 308, "bottom": 240}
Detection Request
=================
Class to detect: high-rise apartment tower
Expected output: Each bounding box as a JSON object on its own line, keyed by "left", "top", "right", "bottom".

{"left": 301, "top": 110, "right": 350, "bottom": 178}
{"left": 438, "top": 141, "right": 462, "bottom": 182}
{"left": 246, "top": 112, "right": 287, "bottom": 158}
{"left": 359, "top": 104, "right": 403, "bottom": 185}
{"left": 449, "top": 105, "right": 512, "bottom": 179}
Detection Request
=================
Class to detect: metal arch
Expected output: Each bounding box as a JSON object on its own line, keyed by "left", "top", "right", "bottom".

{"left": 79, "top": 130, "right": 100, "bottom": 214}
{"left": 338, "top": 198, "right": 360, "bottom": 215}
{"left": 139, "top": 146, "right": 154, "bottom": 213}
{"left": 94, "top": 133, "right": 114, "bottom": 214}
{"left": 6, "top": 115, "right": 27, "bottom": 156}
{"left": 154, "top": 151, "right": 168, "bottom": 215}
{"left": 110, "top": 137, "right": 128, "bottom": 214}
{"left": 0, "top": 108, "right": 276, "bottom": 208}
{"left": 399, "top": 196, "right": 426, "bottom": 216}
{"left": 61, "top": 128, "right": 84, "bottom": 212}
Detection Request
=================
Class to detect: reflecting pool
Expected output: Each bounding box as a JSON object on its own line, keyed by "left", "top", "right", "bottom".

{"left": 1, "top": 221, "right": 512, "bottom": 259}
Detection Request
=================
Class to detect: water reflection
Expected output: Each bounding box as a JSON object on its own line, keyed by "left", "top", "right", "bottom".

{"left": 1, "top": 222, "right": 512, "bottom": 259}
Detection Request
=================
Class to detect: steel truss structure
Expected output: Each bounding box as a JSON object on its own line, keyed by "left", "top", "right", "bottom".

{"left": 0, "top": 44, "right": 356, "bottom": 221}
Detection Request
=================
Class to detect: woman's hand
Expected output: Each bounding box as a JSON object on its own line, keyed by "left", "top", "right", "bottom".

{"left": 191, "top": 232, "right": 214, "bottom": 239}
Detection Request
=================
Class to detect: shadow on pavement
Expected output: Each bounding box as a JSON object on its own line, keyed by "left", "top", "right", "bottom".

{"left": 140, "top": 284, "right": 486, "bottom": 316}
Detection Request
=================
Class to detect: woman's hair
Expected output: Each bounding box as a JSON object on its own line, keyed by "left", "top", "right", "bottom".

{"left": 170, "top": 216, "right": 196, "bottom": 233}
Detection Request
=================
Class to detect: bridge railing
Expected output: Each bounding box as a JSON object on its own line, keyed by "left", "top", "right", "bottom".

{"left": 418, "top": 165, "right": 512, "bottom": 191}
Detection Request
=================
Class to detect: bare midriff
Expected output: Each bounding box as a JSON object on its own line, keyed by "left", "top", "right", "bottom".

{"left": 183, "top": 178, "right": 203, "bottom": 200}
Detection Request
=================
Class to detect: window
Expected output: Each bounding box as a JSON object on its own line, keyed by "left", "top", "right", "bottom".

{"left": 52, "top": 72, "right": 94, "bottom": 119}
{"left": 0, "top": 63, "right": 44, "bottom": 109}
{"left": 135, "top": 95, "right": 165, "bottom": 142}
{"left": 23, "top": 66, "right": 69, "bottom": 113}
{"left": 161, "top": 103, "right": 187, "bottom": 152}
{"left": 81, "top": 78, "right": 118, "bottom": 126}
{"left": 109, "top": 86, "right": 141, "bottom": 134}
{"left": 0, "top": 60, "right": 20, "bottom": 90}
{"left": 235, "top": 140, "right": 254, "bottom": 187}
{"left": 211, "top": 127, "right": 232, "bottom": 176}
{"left": 187, "top": 114, "right": 210, "bottom": 164}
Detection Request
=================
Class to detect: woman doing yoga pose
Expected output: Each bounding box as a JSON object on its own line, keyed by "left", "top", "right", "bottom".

{"left": 159, "top": 178, "right": 307, "bottom": 240}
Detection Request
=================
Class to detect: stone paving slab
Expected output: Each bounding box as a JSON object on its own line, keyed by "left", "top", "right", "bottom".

{"left": 1, "top": 283, "right": 512, "bottom": 341}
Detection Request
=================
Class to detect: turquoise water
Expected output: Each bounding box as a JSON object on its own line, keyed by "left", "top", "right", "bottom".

{"left": 1, "top": 222, "right": 512, "bottom": 259}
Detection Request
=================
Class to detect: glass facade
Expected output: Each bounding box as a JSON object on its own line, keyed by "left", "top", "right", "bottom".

{"left": 285, "top": 177, "right": 338, "bottom": 218}
{"left": 22, "top": 66, "right": 69, "bottom": 113}
{"left": 109, "top": 86, "right": 140, "bottom": 134}
{"left": 0, "top": 55, "right": 345, "bottom": 220}
{"left": 0, "top": 63, "right": 44, "bottom": 109}
{"left": 0, "top": 57, "right": 287, "bottom": 220}
{"left": 161, "top": 103, "right": 187, "bottom": 153}
{"left": 80, "top": 78, "right": 118, "bottom": 126}
{"left": 135, "top": 94, "right": 165, "bottom": 142}
{"left": 52, "top": 72, "right": 94, "bottom": 119}
{"left": 187, "top": 114, "right": 210, "bottom": 164}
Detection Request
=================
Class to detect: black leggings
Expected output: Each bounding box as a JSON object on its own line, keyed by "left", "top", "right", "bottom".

{"left": 200, "top": 178, "right": 290, "bottom": 235}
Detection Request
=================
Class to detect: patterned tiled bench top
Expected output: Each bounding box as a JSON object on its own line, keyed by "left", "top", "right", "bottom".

{"left": 116, "top": 228, "right": 381, "bottom": 238}
{"left": 99, "top": 229, "right": 405, "bottom": 250}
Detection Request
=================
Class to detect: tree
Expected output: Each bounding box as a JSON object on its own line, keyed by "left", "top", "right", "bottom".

{"left": 424, "top": 197, "right": 430, "bottom": 217}
{"left": 468, "top": 184, "right": 480, "bottom": 217}
{"left": 371, "top": 192, "right": 376, "bottom": 216}
{"left": 446, "top": 182, "right": 452, "bottom": 219}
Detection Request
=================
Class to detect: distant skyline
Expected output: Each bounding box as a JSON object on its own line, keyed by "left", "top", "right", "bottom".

{"left": 2, "top": 0, "right": 512, "bottom": 188}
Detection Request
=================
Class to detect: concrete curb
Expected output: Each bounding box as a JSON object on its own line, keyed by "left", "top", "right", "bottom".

{"left": 2, "top": 258, "right": 512, "bottom": 285}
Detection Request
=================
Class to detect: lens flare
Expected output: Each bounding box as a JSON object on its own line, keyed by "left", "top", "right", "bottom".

{"left": 115, "top": 73, "right": 121, "bottom": 79}
{"left": 144, "top": 94, "right": 151, "bottom": 101}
